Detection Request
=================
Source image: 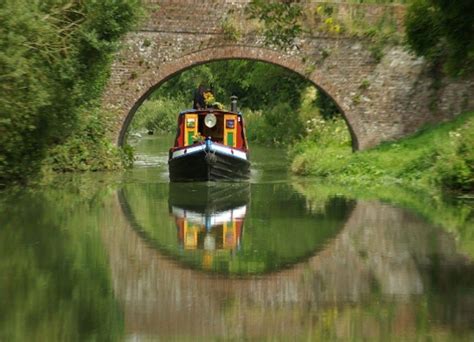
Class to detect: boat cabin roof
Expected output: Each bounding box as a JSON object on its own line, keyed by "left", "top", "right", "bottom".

{"left": 179, "top": 109, "right": 242, "bottom": 116}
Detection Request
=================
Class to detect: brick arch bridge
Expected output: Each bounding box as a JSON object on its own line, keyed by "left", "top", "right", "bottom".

{"left": 102, "top": 0, "right": 474, "bottom": 150}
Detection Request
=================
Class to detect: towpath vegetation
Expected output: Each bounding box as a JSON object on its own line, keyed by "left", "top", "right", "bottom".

{"left": 291, "top": 111, "right": 474, "bottom": 194}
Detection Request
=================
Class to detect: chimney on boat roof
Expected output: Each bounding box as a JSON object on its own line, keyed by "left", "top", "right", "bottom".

{"left": 230, "top": 95, "right": 238, "bottom": 112}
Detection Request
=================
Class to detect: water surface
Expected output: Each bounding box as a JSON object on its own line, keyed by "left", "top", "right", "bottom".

{"left": 1, "top": 135, "right": 473, "bottom": 341}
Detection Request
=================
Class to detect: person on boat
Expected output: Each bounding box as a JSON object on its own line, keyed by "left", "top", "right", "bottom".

{"left": 193, "top": 84, "right": 206, "bottom": 109}
{"left": 203, "top": 88, "right": 215, "bottom": 107}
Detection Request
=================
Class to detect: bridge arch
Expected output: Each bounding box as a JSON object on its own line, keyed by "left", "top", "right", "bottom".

{"left": 112, "top": 45, "right": 359, "bottom": 149}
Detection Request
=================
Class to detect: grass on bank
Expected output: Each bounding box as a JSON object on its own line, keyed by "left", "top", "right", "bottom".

{"left": 291, "top": 111, "right": 474, "bottom": 194}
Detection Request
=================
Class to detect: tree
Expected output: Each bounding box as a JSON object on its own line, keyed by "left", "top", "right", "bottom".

{"left": 0, "top": 0, "right": 142, "bottom": 186}
{"left": 154, "top": 60, "right": 311, "bottom": 110}
{"left": 405, "top": 0, "right": 474, "bottom": 76}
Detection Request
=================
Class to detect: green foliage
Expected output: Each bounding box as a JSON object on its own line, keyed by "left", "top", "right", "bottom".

{"left": 339, "top": 0, "right": 407, "bottom": 3}
{"left": 155, "top": 64, "right": 215, "bottom": 103}
{"left": 290, "top": 116, "right": 352, "bottom": 175}
{"left": 0, "top": 182, "right": 124, "bottom": 340}
{"left": 405, "top": 0, "right": 442, "bottom": 60}
{"left": 289, "top": 86, "right": 350, "bottom": 172}
{"left": 246, "top": 0, "right": 303, "bottom": 50}
{"left": 155, "top": 60, "right": 311, "bottom": 111}
{"left": 134, "top": 60, "right": 318, "bottom": 145}
{"left": 245, "top": 86, "right": 349, "bottom": 147}
{"left": 130, "top": 97, "right": 186, "bottom": 134}
{"left": 241, "top": 61, "right": 311, "bottom": 109}
{"left": 220, "top": 17, "right": 242, "bottom": 42}
{"left": 246, "top": 103, "right": 305, "bottom": 146}
{"left": 312, "top": 5, "right": 343, "bottom": 35}
{"left": 246, "top": 0, "right": 403, "bottom": 62}
{"left": 44, "top": 110, "right": 132, "bottom": 172}
{"left": 432, "top": 117, "right": 474, "bottom": 192}
{"left": 314, "top": 91, "right": 340, "bottom": 120}
{"left": 405, "top": 0, "right": 474, "bottom": 76}
{"left": 291, "top": 111, "right": 474, "bottom": 194}
{"left": 0, "top": 0, "right": 142, "bottom": 186}
{"left": 344, "top": 6, "right": 403, "bottom": 61}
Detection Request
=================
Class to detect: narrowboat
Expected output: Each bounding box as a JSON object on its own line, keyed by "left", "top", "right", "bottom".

{"left": 168, "top": 97, "right": 250, "bottom": 182}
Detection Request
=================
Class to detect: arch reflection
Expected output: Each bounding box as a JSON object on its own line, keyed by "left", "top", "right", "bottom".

{"left": 118, "top": 182, "right": 354, "bottom": 275}
{"left": 107, "top": 185, "right": 474, "bottom": 340}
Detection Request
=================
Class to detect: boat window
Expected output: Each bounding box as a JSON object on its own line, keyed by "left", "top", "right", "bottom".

{"left": 199, "top": 114, "right": 224, "bottom": 143}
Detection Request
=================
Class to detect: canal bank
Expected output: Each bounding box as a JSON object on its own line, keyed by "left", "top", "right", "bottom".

{"left": 290, "top": 111, "right": 474, "bottom": 195}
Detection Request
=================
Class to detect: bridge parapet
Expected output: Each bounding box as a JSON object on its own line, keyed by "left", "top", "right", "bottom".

{"left": 140, "top": 0, "right": 405, "bottom": 36}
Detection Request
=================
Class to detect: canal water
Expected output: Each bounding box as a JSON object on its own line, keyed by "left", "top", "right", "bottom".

{"left": 1, "top": 135, "right": 473, "bottom": 341}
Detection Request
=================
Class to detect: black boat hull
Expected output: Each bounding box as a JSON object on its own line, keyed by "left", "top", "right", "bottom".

{"left": 168, "top": 182, "right": 250, "bottom": 212}
{"left": 169, "top": 148, "right": 250, "bottom": 182}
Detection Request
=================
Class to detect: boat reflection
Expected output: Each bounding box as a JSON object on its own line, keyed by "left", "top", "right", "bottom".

{"left": 168, "top": 182, "right": 249, "bottom": 270}
{"left": 173, "top": 205, "right": 245, "bottom": 251}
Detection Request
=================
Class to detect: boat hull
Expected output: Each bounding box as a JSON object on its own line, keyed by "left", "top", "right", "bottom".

{"left": 169, "top": 143, "right": 250, "bottom": 182}
{"left": 168, "top": 182, "right": 250, "bottom": 212}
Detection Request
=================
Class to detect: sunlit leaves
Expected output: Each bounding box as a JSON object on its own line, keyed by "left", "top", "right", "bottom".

{"left": 246, "top": 0, "right": 303, "bottom": 50}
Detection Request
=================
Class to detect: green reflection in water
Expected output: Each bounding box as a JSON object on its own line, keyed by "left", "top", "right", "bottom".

{"left": 291, "top": 180, "right": 474, "bottom": 259}
{"left": 119, "top": 181, "right": 354, "bottom": 275}
{"left": 0, "top": 184, "right": 123, "bottom": 341}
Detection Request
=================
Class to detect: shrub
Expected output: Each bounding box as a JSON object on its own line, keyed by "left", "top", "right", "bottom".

{"left": 289, "top": 113, "right": 352, "bottom": 176}
{"left": 0, "top": 0, "right": 142, "bottom": 186}
{"left": 432, "top": 117, "right": 474, "bottom": 192}
{"left": 304, "top": 117, "right": 351, "bottom": 148}
{"left": 244, "top": 109, "right": 267, "bottom": 144}
{"left": 245, "top": 103, "right": 305, "bottom": 146}
{"left": 290, "top": 110, "right": 474, "bottom": 194}
{"left": 129, "top": 97, "right": 187, "bottom": 134}
{"left": 291, "top": 143, "right": 351, "bottom": 176}
{"left": 221, "top": 17, "right": 241, "bottom": 42}
{"left": 44, "top": 110, "right": 131, "bottom": 173}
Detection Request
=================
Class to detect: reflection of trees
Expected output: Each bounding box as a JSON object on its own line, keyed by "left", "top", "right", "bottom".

{"left": 103, "top": 191, "right": 474, "bottom": 340}
{"left": 0, "top": 189, "right": 123, "bottom": 341}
